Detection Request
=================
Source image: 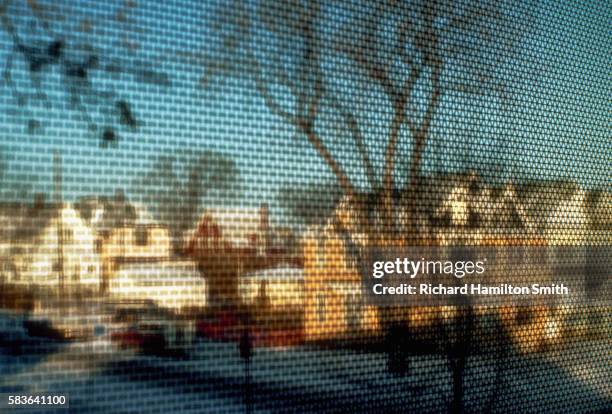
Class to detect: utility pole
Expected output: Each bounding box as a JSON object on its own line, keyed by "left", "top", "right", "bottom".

{"left": 54, "top": 151, "right": 65, "bottom": 313}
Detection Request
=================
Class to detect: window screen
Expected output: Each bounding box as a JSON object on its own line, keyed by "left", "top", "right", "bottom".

{"left": 0, "top": 0, "right": 610, "bottom": 413}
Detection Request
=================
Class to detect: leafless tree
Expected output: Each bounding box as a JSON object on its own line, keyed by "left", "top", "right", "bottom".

{"left": 0, "top": 0, "right": 170, "bottom": 144}
{"left": 202, "top": 0, "right": 536, "bottom": 411}
{"left": 203, "top": 0, "right": 534, "bottom": 237}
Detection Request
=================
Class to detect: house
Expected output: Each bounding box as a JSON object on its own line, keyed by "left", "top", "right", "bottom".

{"left": 185, "top": 204, "right": 270, "bottom": 253}
{"left": 0, "top": 202, "right": 25, "bottom": 278}
{"left": 76, "top": 190, "right": 138, "bottom": 235}
{"left": 98, "top": 205, "right": 171, "bottom": 292}
{"left": 300, "top": 174, "right": 564, "bottom": 351}
{"left": 545, "top": 188, "right": 589, "bottom": 246}
{"left": 431, "top": 173, "right": 533, "bottom": 244}
{"left": 186, "top": 203, "right": 299, "bottom": 307}
{"left": 75, "top": 192, "right": 172, "bottom": 292}
{"left": 585, "top": 190, "right": 612, "bottom": 248}
{"left": 0, "top": 198, "right": 100, "bottom": 294}
{"left": 517, "top": 181, "right": 591, "bottom": 278}
{"left": 0, "top": 202, "right": 34, "bottom": 289}
{"left": 302, "top": 222, "right": 380, "bottom": 342}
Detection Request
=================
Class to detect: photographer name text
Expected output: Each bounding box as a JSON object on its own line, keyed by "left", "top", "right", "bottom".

{"left": 372, "top": 283, "right": 569, "bottom": 296}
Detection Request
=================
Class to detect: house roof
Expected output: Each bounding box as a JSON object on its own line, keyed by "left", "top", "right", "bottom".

{"left": 517, "top": 180, "right": 583, "bottom": 233}
{"left": 132, "top": 203, "right": 156, "bottom": 225}
{"left": 75, "top": 195, "right": 137, "bottom": 232}
{"left": 115, "top": 260, "right": 201, "bottom": 281}
{"left": 312, "top": 174, "right": 590, "bottom": 244}
{"left": 191, "top": 207, "right": 264, "bottom": 247}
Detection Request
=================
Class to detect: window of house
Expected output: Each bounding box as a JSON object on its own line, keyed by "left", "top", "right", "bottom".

{"left": 94, "top": 239, "right": 102, "bottom": 254}
{"left": 468, "top": 210, "right": 480, "bottom": 229}
{"left": 135, "top": 226, "right": 149, "bottom": 246}
{"left": 62, "top": 228, "right": 73, "bottom": 244}
{"left": 317, "top": 294, "right": 325, "bottom": 323}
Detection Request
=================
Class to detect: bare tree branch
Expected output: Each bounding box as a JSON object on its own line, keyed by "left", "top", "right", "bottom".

{"left": 249, "top": 51, "right": 298, "bottom": 125}
{"left": 333, "top": 98, "right": 377, "bottom": 191}
{"left": 382, "top": 66, "right": 420, "bottom": 204}
{"left": 303, "top": 76, "right": 355, "bottom": 198}
{"left": 0, "top": 1, "right": 169, "bottom": 142}
{"left": 248, "top": 51, "right": 355, "bottom": 198}
{"left": 245, "top": 3, "right": 356, "bottom": 198}
{"left": 408, "top": 66, "right": 442, "bottom": 189}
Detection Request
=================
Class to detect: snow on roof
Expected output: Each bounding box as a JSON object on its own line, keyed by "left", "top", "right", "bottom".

{"left": 0, "top": 203, "right": 89, "bottom": 245}
{"left": 132, "top": 203, "right": 156, "bottom": 225}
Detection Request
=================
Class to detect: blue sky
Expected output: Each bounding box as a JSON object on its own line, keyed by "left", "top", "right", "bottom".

{"left": 0, "top": 0, "right": 609, "bottom": 220}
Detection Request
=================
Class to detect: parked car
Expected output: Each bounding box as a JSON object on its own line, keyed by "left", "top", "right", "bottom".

{"left": 24, "top": 300, "right": 116, "bottom": 341}
{"left": 110, "top": 300, "right": 196, "bottom": 356}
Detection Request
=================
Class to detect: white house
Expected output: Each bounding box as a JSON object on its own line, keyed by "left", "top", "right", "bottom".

{"left": 8, "top": 203, "right": 100, "bottom": 291}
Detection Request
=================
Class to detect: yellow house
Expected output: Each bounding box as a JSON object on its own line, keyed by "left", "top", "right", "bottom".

{"left": 302, "top": 224, "right": 379, "bottom": 342}
{"left": 301, "top": 180, "right": 567, "bottom": 352}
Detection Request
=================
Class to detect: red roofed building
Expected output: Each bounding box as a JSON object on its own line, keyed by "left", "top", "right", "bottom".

{"left": 185, "top": 203, "right": 301, "bottom": 308}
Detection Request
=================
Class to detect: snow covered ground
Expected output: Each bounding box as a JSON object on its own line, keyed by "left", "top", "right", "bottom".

{"left": 0, "top": 323, "right": 610, "bottom": 413}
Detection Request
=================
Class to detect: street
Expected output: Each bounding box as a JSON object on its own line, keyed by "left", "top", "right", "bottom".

{"left": 1, "top": 335, "right": 610, "bottom": 413}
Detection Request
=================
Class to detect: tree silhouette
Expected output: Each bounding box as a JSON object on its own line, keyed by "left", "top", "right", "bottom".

{"left": 132, "top": 150, "right": 239, "bottom": 253}
{"left": 202, "top": 0, "right": 536, "bottom": 237}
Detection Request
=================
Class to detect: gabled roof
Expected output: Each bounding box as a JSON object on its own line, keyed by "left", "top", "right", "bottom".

{"left": 75, "top": 195, "right": 137, "bottom": 232}
{"left": 517, "top": 180, "right": 582, "bottom": 233}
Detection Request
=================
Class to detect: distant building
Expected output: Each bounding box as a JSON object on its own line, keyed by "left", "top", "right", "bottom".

{"left": 76, "top": 190, "right": 138, "bottom": 236}
{"left": 516, "top": 180, "right": 586, "bottom": 242}
{"left": 185, "top": 204, "right": 270, "bottom": 253}
{"left": 546, "top": 188, "right": 589, "bottom": 246}
{"left": 302, "top": 223, "right": 379, "bottom": 341}
{"left": 585, "top": 190, "right": 612, "bottom": 245}
{"left": 299, "top": 174, "right": 568, "bottom": 350}
{"left": 416, "top": 172, "right": 532, "bottom": 244}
